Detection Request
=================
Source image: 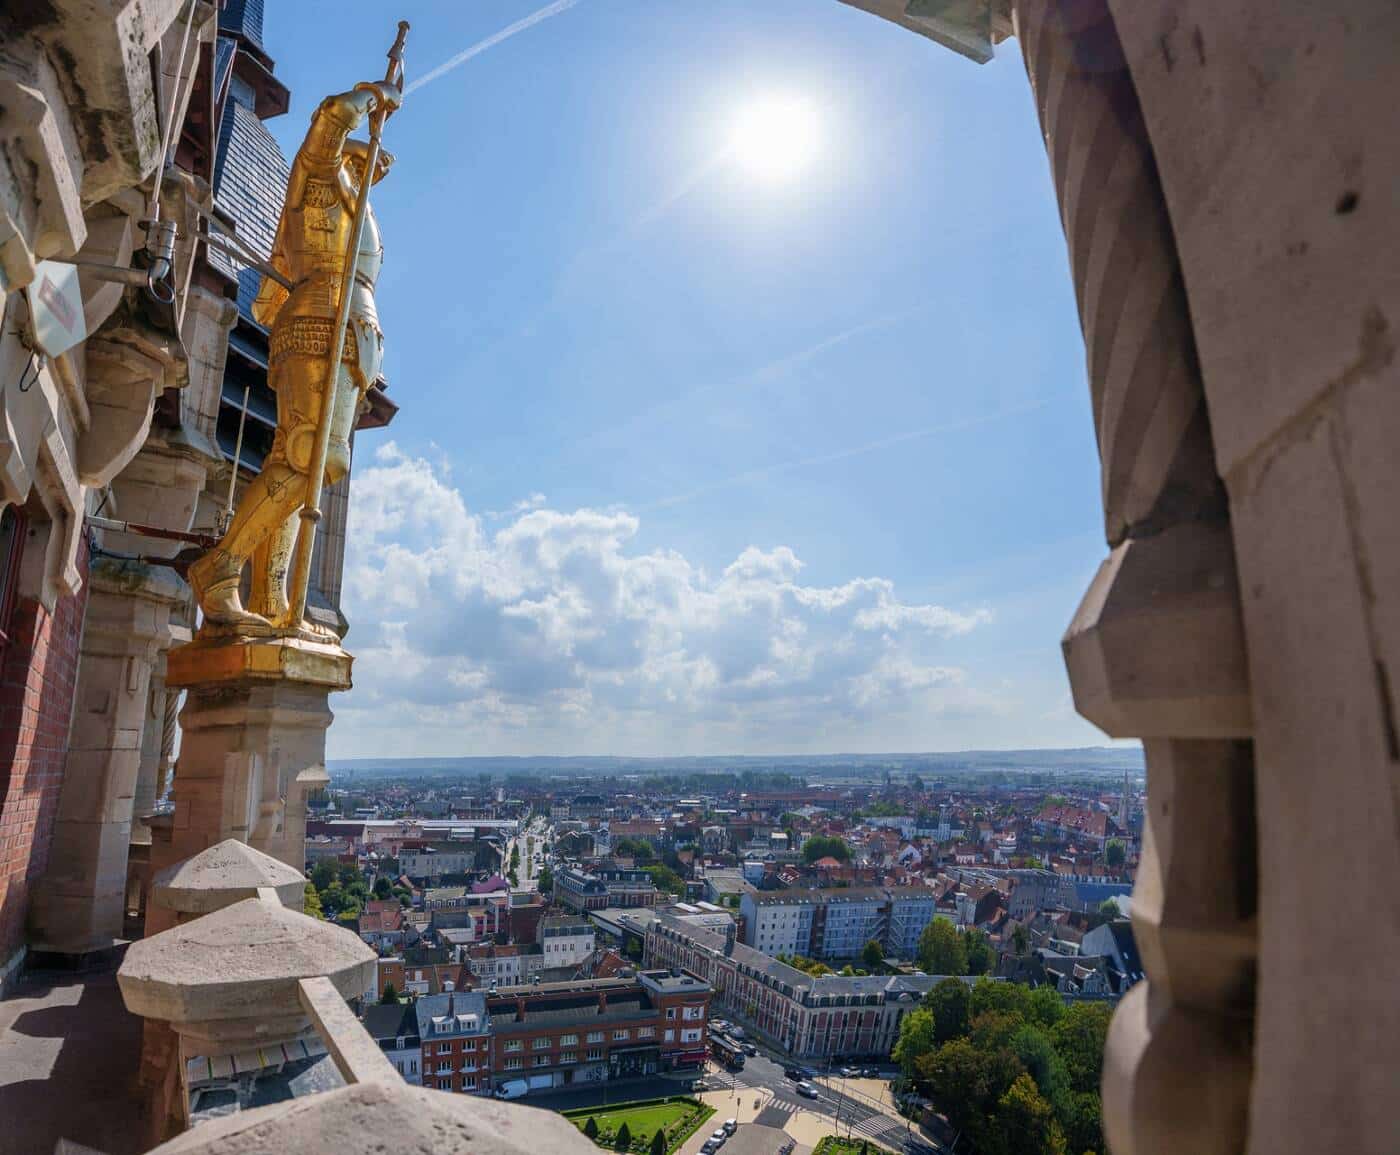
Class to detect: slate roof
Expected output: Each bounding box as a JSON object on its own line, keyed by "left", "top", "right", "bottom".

{"left": 212, "top": 96, "right": 288, "bottom": 322}
{"left": 219, "top": 0, "right": 266, "bottom": 51}
{"left": 362, "top": 1002, "right": 419, "bottom": 1046}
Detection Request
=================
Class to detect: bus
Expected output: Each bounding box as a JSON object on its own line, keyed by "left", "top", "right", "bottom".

{"left": 710, "top": 1033, "right": 746, "bottom": 1070}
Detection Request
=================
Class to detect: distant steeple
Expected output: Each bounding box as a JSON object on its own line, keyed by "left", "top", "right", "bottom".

{"left": 1117, "top": 767, "right": 1131, "bottom": 829}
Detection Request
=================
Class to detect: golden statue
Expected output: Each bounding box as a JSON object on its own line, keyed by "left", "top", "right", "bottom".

{"left": 189, "top": 33, "right": 405, "bottom": 639}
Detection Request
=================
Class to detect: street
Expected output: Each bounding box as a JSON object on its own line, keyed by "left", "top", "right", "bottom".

{"left": 699, "top": 1049, "right": 939, "bottom": 1154}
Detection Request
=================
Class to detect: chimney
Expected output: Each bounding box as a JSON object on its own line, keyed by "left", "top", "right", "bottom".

{"left": 598, "top": 990, "right": 608, "bottom": 1013}
{"left": 448, "top": 990, "right": 455, "bottom": 1015}
{"left": 516, "top": 996, "right": 526, "bottom": 1022}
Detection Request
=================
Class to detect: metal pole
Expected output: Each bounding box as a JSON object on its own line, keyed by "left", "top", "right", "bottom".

{"left": 286, "top": 21, "right": 408, "bottom": 629}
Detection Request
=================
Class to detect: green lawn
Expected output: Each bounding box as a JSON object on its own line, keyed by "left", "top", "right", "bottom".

{"left": 812, "top": 1137, "right": 895, "bottom": 1155}
{"left": 564, "top": 1096, "right": 714, "bottom": 1154}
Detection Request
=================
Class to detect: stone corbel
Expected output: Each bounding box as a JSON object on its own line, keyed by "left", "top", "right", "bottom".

{"left": 0, "top": 47, "right": 87, "bottom": 289}
{"left": 35, "top": 421, "right": 84, "bottom": 602}
{"left": 80, "top": 308, "right": 185, "bottom": 488}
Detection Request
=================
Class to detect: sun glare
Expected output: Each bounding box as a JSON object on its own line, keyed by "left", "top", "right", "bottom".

{"left": 729, "top": 94, "right": 820, "bottom": 184}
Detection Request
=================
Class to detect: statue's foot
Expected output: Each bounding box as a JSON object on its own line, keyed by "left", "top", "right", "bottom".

{"left": 190, "top": 549, "right": 275, "bottom": 637}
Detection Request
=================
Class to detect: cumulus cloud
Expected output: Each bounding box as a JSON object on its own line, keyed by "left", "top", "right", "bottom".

{"left": 334, "top": 443, "right": 996, "bottom": 755}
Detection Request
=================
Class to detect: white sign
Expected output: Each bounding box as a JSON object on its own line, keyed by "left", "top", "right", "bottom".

{"left": 24, "top": 260, "right": 86, "bottom": 358}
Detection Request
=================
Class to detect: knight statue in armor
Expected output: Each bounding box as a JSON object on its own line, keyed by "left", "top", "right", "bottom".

{"left": 187, "top": 79, "right": 401, "bottom": 636}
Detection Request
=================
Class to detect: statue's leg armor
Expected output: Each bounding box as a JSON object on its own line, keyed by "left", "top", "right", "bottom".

{"left": 247, "top": 513, "right": 299, "bottom": 621}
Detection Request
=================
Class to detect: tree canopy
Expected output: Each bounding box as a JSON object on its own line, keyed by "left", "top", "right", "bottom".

{"left": 801, "top": 835, "right": 852, "bottom": 864}
{"left": 861, "top": 939, "right": 885, "bottom": 969}
{"left": 906, "top": 977, "right": 1102, "bottom": 1155}
{"left": 1104, "top": 839, "right": 1126, "bottom": 868}
{"left": 917, "top": 918, "right": 967, "bottom": 974}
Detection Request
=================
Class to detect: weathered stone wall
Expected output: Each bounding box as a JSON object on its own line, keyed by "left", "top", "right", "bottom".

{"left": 0, "top": 537, "right": 88, "bottom": 992}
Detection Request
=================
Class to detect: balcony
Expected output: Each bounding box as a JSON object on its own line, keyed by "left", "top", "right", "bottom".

{"left": 2, "top": 838, "right": 598, "bottom": 1155}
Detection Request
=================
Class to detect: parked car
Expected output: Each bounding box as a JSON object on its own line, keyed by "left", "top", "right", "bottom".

{"left": 494, "top": 1080, "right": 528, "bottom": 1101}
{"left": 840, "top": 1066, "right": 861, "bottom": 1078}
{"left": 722, "top": 1119, "right": 738, "bottom": 1135}
{"left": 862, "top": 1066, "right": 881, "bottom": 1078}
{"left": 741, "top": 1042, "right": 757, "bottom": 1056}
{"left": 784, "top": 1066, "right": 803, "bottom": 1080}
{"left": 707, "top": 1129, "right": 728, "bottom": 1149}
{"left": 727, "top": 1026, "right": 746, "bottom": 1040}
{"left": 701, "top": 1141, "right": 723, "bottom": 1155}
{"left": 796, "top": 1081, "right": 820, "bottom": 1099}
{"left": 797, "top": 1065, "right": 820, "bottom": 1080}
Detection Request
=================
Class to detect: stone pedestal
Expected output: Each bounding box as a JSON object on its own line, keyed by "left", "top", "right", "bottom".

{"left": 159, "top": 636, "right": 350, "bottom": 880}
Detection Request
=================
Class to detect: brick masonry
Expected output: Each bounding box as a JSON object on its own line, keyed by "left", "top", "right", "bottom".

{"left": 0, "top": 541, "right": 89, "bottom": 991}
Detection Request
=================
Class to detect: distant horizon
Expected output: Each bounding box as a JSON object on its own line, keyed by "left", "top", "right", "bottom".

{"left": 327, "top": 744, "right": 1142, "bottom": 767}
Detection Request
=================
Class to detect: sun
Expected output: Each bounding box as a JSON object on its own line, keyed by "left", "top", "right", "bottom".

{"left": 729, "top": 94, "right": 821, "bottom": 184}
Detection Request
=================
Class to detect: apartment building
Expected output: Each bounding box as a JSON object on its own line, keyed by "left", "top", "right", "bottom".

{"left": 741, "top": 886, "right": 939, "bottom": 961}
{"left": 484, "top": 973, "right": 710, "bottom": 1092}
{"left": 646, "top": 913, "right": 958, "bottom": 1061}
{"left": 416, "top": 992, "right": 493, "bottom": 1095}
{"left": 554, "top": 864, "right": 660, "bottom": 913}
{"left": 538, "top": 916, "right": 596, "bottom": 967}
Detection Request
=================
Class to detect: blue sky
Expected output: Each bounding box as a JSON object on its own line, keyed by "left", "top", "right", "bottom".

{"left": 261, "top": 1, "right": 1109, "bottom": 759}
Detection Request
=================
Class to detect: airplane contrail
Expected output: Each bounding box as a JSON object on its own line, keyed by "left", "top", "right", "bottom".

{"left": 640, "top": 397, "right": 1055, "bottom": 512}
{"left": 405, "top": 0, "right": 581, "bottom": 95}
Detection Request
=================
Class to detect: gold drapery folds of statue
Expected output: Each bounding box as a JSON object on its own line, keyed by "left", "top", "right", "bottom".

{"left": 187, "top": 77, "right": 401, "bottom": 638}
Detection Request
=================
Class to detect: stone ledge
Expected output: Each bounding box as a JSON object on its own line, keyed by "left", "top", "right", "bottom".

{"left": 146, "top": 1079, "right": 596, "bottom": 1154}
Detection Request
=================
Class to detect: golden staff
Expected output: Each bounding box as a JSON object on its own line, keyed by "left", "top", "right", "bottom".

{"left": 287, "top": 20, "right": 409, "bottom": 630}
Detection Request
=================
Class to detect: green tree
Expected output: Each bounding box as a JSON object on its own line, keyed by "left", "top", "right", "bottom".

{"left": 644, "top": 863, "right": 684, "bottom": 895}
{"left": 614, "top": 1121, "right": 632, "bottom": 1151}
{"left": 310, "top": 861, "right": 337, "bottom": 891}
{"left": 614, "top": 837, "right": 655, "bottom": 863}
{"left": 1011, "top": 1024, "right": 1071, "bottom": 1116}
{"left": 583, "top": 1116, "right": 599, "bottom": 1140}
{"left": 861, "top": 939, "right": 884, "bottom": 970}
{"left": 649, "top": 1128, "right": 666, "bottom": 1155}
{"left": 970, "top": 976, "right": 1031, "bottom": 1021}
{"left": 1104, "top": 839, "right": 1126, "bottom": 869}
{"left": 918, "top": 1037, "right": 1024, "bottom": 1149}
{"left": 510, "top": 845, "right": 521, "bottom": 869}
{"left": 537, "top": 865, "right": 554, "bottom": 894}
{"left": 801, "top": 835, "right": 852, "bottom": 864}
{"left": 924, "top": 977, "right": 971, "bottom": 1044}
{"left": 372, "top": 876, "right": 394, "bottom": 900}
{"left": 1011, "top": 924, "right": 1030, "bottom": 956}
{"left": 303, "top": 883, "right": 324, "bottom": 919}
{"left": 1050, "top": 1002, "right": 1112, "bottom": 1095}
{"left": 1026, "top": 985, "right": 1066, "bottom": 1031}
{"left": 964, "top": 928, "right": 995, "bottom": 976}
{"left": 379, "top": 981, "right": 398, "bottom": 1005}
{"left": 918, "top": 918, "right": 968, "bottom": 975}
{"left": 337, "top": 863, "right": 361, "bottom": 887}
{"left": 1062, "top": 1090, "right": 1103, "bottom": 1155}
{"left": 892, "top": 1008, "right": 937, "bottom": 1074}
{"left": 993, "top": 1073, "right": 1067, "bottom": 1155}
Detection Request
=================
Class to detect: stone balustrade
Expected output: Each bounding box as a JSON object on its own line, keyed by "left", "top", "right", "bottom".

{"left": 115, "top": 838, "right": 593, "bottom": 1154}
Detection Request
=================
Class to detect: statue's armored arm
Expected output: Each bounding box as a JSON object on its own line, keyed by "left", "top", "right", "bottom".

{"left": 300, "top": 84, "right": 401, "bottom": 176}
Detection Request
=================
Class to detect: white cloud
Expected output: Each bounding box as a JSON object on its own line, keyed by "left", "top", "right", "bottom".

{"left": 333, "top": 445, "right": 997, "bottom": 756}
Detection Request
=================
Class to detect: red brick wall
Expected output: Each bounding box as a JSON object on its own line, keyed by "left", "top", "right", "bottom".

{"left": 0, "top": 542, "right": 89, "bottom": 980}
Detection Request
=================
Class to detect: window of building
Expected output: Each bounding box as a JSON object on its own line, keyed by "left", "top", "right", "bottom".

{"left": 505, "top": 1058, "right": 523, "bottom": 1071}
{"left": 533, "top": 1055, "right": 549, "bottom": 1068}
{"left": 638, "top": 1026, "right": 654, "bottom": 1038}
{"left": 504, "top": 1040, "right": 522, "bottom": 1052}
{"left": 438, "top": 1079, "right": 451, "bottom": 1091}
{"left": 664, "top": 1029, "right": 675, "bottom": 1042}
{"left": 561, "top": 1052, "right": 577, "bottom": 1064}
{"left": 463, "top": 1077, "right": 476, "bottom": 1090}
{"left": 586, "top": 1031, "right": 604, "bottom": 1043}
{"left": 533, "top": 1037, "right": 552, "bottom": 1050}
{"left": 612, "top": 1030, "right": 629, "bottom": 1040}
{"left": 682, "top": 1005, "right": 704, "bottom": 1020}
{"left": 560, "top": 1034, "right": 578, "bottom": 1045}
{"left": 665, "top": 1007, "right": 676, "bottom": 1020}
{"left": 681, "top": 1029, "right": 702, "bottom": 1043}
{"left": 587, "top": 1048, "right": 604, "bottom": 1061}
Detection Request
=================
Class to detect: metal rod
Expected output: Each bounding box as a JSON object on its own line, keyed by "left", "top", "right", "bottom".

{"left": 198, "top": 229, "right": 295, "bottom": 289}
{"left": 224, "top": 381, "right": 252, "bottom": 521}
{"left": 85, "top": 514, "right": 218, "bottom": 549}
{"left": 286, "top": 20, "right": 408, "bottom": 629}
